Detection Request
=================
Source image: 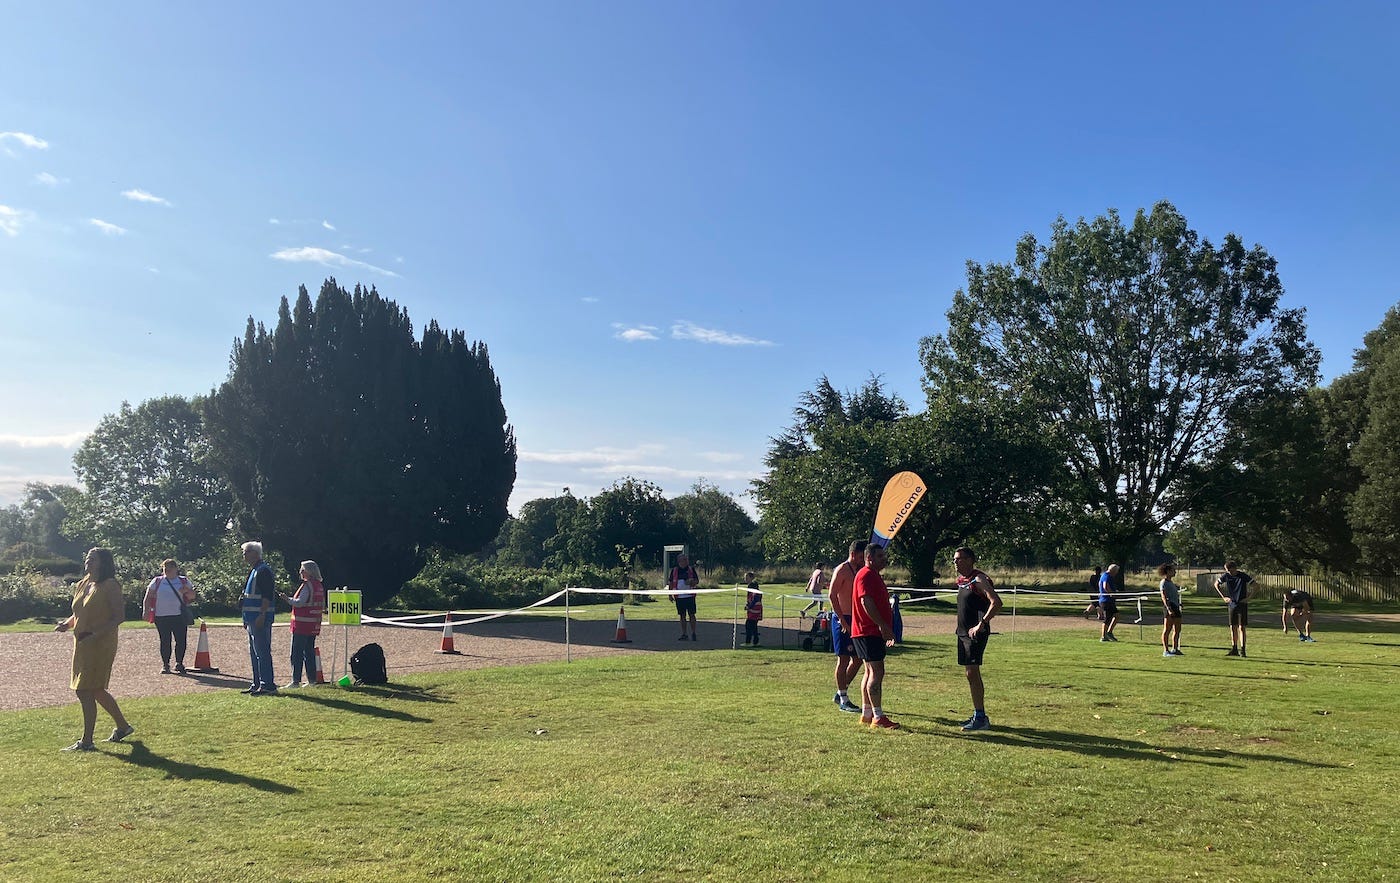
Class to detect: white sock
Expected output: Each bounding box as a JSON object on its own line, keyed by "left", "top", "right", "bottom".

{"left": 862, "top": 704, "right": 873, "bottom": 715}
{"left": 838, "top": 690, "right": 848, "bottom": 700}
{"left": 873, "top": 706, "right": 884, "bottom": 718}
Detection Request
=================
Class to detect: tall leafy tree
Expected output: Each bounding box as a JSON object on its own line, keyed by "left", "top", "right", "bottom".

{"left": 0, "top": 482, "right": 89, "bottom": 561}
{"left": 1349, "top": 305, "right": 1400, "bottom": 572}
{"left": 68, "top": 396, "right": 232, "bottom": 561}
{"left": 921, "top": 202, "right": 1320, "bottom": 565}
{"left": 585, "top": 477, "right": 676, "bottom": 569}
{"left": 204, "top": 279, "right": 516, "bottom": 606}
{"left": 671, "top": 480, "right": 757, "bottom": 568}
{"left": 754, "top": 377, "right": 1059, "bottom": 585}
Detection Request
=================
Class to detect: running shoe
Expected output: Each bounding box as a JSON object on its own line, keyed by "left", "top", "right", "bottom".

{"left": 1226, "top": 648, "right": 1239, "bottom": 656}
{"left": 871, "top": 716, "right": 901, "bottom": 730}
{"left": 962, "top": 716, "right": 991, "bottom": 732}
{"left": 837, "top": 699, "right": 863, "bottom": 713}
{"left": 61, "top": 740, "right": 96, "bottom": 752}
{"left": 1163, "top": 651, "right": 1175, "bottom": 657}
{"left": 1304, "top": 636, "right": 1317, "bottom": 643}
{"left": 1172, "top": 649, "right": 1184, "bottom": 656}
{"left": 107, "top": 725, "right": 135, "bottom": 743}
{"left": 860, "top": 714, "right": 874, "bottom": 725}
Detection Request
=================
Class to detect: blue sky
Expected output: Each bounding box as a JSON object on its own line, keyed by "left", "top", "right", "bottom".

{"left": 2, "top": 2, "right": 1397, "bottom": 513}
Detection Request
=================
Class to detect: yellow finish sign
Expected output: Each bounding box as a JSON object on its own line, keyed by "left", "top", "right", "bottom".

{"left": 327, "top": 590, "right": 362, "bottom": 625}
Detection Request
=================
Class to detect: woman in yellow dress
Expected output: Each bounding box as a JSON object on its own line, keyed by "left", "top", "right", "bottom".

{"left": 54, "top": 548, "right": 134, "bottom": 751}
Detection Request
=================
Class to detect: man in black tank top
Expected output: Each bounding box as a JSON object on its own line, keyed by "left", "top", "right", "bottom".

{"left": 953, "top": 547, "right": 1002, "bottom": 732}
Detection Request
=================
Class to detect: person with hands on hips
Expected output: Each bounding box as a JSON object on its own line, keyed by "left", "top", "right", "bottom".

{"left": 954, "top": 547, "right": 1002, "bottom": 732}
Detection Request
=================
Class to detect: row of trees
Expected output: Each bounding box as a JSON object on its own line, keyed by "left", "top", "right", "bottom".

{"left": 757, "top": 203, "right": 1399, "bottom": 583}
{"left": 5, "top": 279, "right": 517, "bottom": 609}
{"left": 9, "top": 202, "right": 1399, "bottom": 610}
{"left": 493, "top": 478, "right": 758, "bottom": 573}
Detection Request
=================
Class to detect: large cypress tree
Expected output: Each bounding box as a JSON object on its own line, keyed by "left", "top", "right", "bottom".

{"left": 205, "top": 279, "right": 516, "bottom": 606}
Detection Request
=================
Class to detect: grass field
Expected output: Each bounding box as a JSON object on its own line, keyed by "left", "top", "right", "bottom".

{"left": 2, "top": 609, "right": 1397, "bottom": 882}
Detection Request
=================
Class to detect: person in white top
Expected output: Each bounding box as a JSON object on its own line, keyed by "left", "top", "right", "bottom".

{"left": 142, "top": 559, "right": 198, "bottom": 674}
{"left": 800, "top": 563, "right": 827, "bottom": 617}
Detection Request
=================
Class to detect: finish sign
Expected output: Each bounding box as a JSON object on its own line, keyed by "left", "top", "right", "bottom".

{"left": 327, "top": 590, "right": 362, "bottom": 626}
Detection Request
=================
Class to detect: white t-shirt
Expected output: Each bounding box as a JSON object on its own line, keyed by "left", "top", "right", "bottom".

{"left": 148, "top": 576, "right": 191, "bottom": 617}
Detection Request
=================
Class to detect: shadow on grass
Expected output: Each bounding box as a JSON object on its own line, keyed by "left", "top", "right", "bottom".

{"left": 115, "top": 741, "right": 298, "bottom": 793}
{"left": 340, "top": 683, "right": 451, "bottom": 703}
{"left": 906, "top": 719, "right": 1341, "bottom": 770}
{"left": 278, "top": 689, "right": 434, "bottom": 722}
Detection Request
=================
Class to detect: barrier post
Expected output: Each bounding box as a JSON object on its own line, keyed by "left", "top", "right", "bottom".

{"left": 565, "top": 588, "right": 571, "bottom": 664}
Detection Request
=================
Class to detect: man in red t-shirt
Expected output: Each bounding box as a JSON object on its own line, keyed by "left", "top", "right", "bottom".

{"left": 851, "top": 543, "right": 899, "bottom": 730}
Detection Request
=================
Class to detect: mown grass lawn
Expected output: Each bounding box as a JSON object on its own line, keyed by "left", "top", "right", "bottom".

{"left": 2, "top": 619, "right": 1397, "bottom": 882}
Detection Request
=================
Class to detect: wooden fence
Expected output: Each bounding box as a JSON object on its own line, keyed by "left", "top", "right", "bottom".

{"left": 1192, "top": 572, "right": 1400, "bottom": 604}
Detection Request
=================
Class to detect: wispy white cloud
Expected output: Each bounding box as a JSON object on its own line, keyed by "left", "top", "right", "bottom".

{"left": 0, "top": 431, "right": 89, "bottom": 448}
{"left": 394, "top": 256, "right": 404, "bottom": 264}
{"left": 269, "top": 218, "right": 282, "bottom": 225}
{"left": 34, "top": 171, "right": 67, "bottom": 187}
{"left": 671, "top": 320, "right": 774, "bottom": 347}
{"left": 0, "top": 131, "right": 49, "bottom": 152}
{"left": 612, "top": 322, "right": 659, "bottom": 342}
{"left": 699, "top": 451, "right": 745, "bottom": 464}
{"left": 0, "top": 205, "right": 34, "bottom": 237}
{"left": 270, "top": 246, "right": 400, "bottom": 278}
{"left": 148, "top": 267, "right": 160, "bottom": 274}
{"left": 122, "top": 188, "right": 172, "bottom": 207}
{"left": 519, "top": 444, "right": 666, "bottom": 466}
{"left": 89, "top": 218, "right": 128, "bottom": 236}
{"left": 322, "top": 220, "right": 336, "bottom": 231}
{"left": 581, "top": 296, "right": 599, "bottom": 304}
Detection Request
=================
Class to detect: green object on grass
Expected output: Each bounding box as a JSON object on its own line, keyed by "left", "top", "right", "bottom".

{"left": 337, "top": 675, "right": 352, "bottom": 687}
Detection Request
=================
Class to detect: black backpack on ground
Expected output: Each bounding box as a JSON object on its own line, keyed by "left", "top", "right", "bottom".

{"left": 350, "top": 642, "right": 388, "bottom": 685}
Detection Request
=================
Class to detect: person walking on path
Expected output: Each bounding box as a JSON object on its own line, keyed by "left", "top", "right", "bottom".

{"left": 241, "top": 541, "right": 279, "bottom": 694}
{"left": 953, "top": 547, "right": 1002, "bottom": 732}
{"left": 827, "top": 540, "right": 866, "bottom": 713}
{"left": 54, "top": 548, "right": 134, "bottom": 751}
{"left": 280, "top": 560, "right": 326, "bottom": 686}
{"left": 142, "top": 559, "right": 197, "bottom": 674}
{"left": 1283, "top": 588, "right": 1317, "bottom": 643}
{"left": 1099, "top": 564, "right": 1120, "bottom": 642}
{"left": 852, "top": 544, "right": 899, "bottom": 730}
{"left": 669, "top": 553, "right": 700, "bottom": 641}
{"left": 743, "top": 572, "right": 763, "bottom": 646}
{"left": 800, "top": 563, "right": 827, "bottom": 618}
{"left": 1215, "top": 560, "right": 1257, "bottom": 657}
{"left": 1158, "top": 563, "right": 1184, "bottom": 656}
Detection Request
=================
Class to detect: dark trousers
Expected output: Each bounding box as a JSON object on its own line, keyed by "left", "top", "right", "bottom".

{"left": 290, "top": 633, "right": 317, "bottom": 683}
{"left": 745, "top": 619, "right": 759, "bottom": 644}
{"left": 154, "top": 614, "right": 188, "bottom": 667}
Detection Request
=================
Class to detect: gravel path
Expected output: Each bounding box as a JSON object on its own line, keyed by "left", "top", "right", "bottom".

{"left": 7, "top": 609, "right": 1391, "bottom": 712}
{"left": 0, "top": 611, "right": 1081, "bottom": 712}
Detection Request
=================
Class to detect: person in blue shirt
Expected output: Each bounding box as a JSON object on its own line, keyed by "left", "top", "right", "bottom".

{"left": 240, "top": 541, "right": 279, "bottom": 694}
{"left": 1098, "top": 564, "right": 1120, "bottom": 642}
{"left": 1214, "top": 560, "right": 1257, "bottom": 657}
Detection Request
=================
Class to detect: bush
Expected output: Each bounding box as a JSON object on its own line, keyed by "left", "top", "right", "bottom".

{"left": 0, "top": 571, "right": 74, "bottom": 622}
{"left": 394, "top": 554, "right": 628, "bottom": 612}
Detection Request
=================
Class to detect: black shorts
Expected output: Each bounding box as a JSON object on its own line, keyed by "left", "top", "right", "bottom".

{"left": 1164, "top": 603, "right": 1182, "bottom": 619}
{"left": 1101, "top": 599, "right": 1118, "bottom": 618}
{"left": 851, "top": 635, "right": 888, "bottom": 662}
{"left": 675, "top": 596, "right": 697, "bottom": 616}
{"left": 1229, "top": 603, "right": 1248, "bottom": 626}
{"left": 957, "top": 633, "right": 989, "bottom": 667}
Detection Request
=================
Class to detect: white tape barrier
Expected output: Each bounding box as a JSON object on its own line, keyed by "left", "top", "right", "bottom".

{"left": 361, "top": 585, "right": 747, "bottom": 631}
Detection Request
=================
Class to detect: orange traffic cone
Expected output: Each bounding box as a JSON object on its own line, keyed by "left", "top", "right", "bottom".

{"left": 436, "top": 613, "right": 461, "bottom": 655}
{"left": 611, "top": 606, "right": 633, "bottom": 643}
{"left": 313, "top": 645, "right": 327, "bottom": 684}
{"left": 191, "top": 620, "right": 219, "bottom": 672}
